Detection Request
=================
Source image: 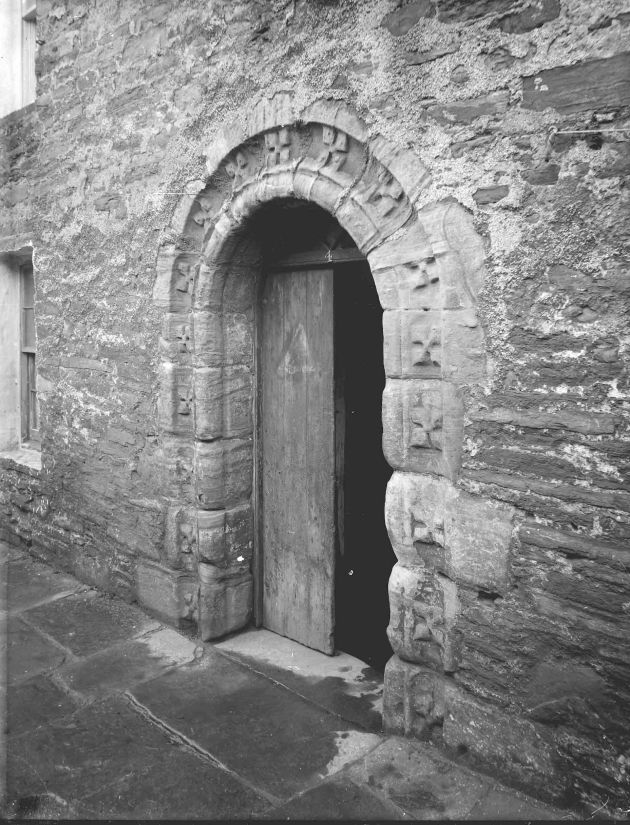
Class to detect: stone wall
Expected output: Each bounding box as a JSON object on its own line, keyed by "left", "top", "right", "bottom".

{"left": 1, "top": 0, "right": 629, "bottom": 813}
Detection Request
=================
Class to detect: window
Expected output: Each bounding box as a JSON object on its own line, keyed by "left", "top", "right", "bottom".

{"left": 0, "top": 0, "right": 37, "bottom": 117}
{"left": 0, "top": 249, "right": 39, "bottom": 455}
{"left": 21, "top": 2, "right": 37, "bottom": 107}
{"left": 20, "top": 260, "right": 39, "bottom": 444}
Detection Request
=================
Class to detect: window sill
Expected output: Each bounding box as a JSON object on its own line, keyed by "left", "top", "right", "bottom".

{"left": 0, "top": 446, "right": 41, "bottom": 473}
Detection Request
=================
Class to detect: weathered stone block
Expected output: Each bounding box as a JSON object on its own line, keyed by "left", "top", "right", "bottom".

{"left": 192, "top": 310, "right": 223, "bottom": 368}
{"left": 193, "top": 263, "right": 229, "bottom": 312}
{"left": 163, "top": 505, "right": 197, "bottom": 571}
{"left": 197, "top": 509, "right": 226, "bottom": 564}
{"left": 441, "top": 308, "right": 486, "bottom": 385}
{"left": 194, "top": 438, "right": 252, "bottom": 509}
{"left": 339, "top": 158, "right": 413, "bottom": 253}
{"left": 382, "top": 379, "right": 464, "bottom": 479}
{"left": 153, "top": 252, "right": 197, "bottom": 312}
{"left": 387, "top": 564, "right": 445, "bottom": 668}
{"left": 223, "top": 311, "right": 254, "bottom": 366}
{"left": 369, "top": 134, "right": 432, "bottom": 204}
{"left": 198, "top": 563, "right": 253, "bottom": 640}
{"left": 443, "top": 682, "right": 565, "bottom": 798}
{"left": 385, "top": 471, "right": 448, "bottom": 568}
{"left": 197, "top": 503, "right": 253, "bottom": 567}
{"left": 193, "top": 367, "right": 223, "bottom": 440}
{"left": 385, "top": 472, "right": 515, "bottom": 592}
{"left": 383, "top": 655, "right": 446, "bottom": 738}
{"left": 522, "top": 53, "right": 630, "bottom": 115}
{"left": 159, "top": 312, "right": 192, "bottom": 361}
{"left": 157, "top": 363, "right": 193, "bottom": 435}
{"left": 443, "top": 492, "right": 515, "bottom": 592}
{"left": 136, "top": 559, "right": 197, "bottom": 627}
{"left": 194, "top": 364, "right": 253, "bottom": 440}
{"left": 383, "top": 309, "right": 442, "bottom": 379}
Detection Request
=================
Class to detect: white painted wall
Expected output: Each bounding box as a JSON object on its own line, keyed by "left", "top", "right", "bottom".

{"left": 0, "top": 256, "right": 21, "bottom": 450}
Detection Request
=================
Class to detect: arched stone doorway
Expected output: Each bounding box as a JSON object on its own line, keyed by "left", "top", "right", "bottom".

{"left": 150, "top": 95, "right": 505, "bottom": 738}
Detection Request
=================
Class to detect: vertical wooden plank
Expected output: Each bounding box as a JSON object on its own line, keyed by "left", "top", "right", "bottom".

{"left": 260, "top": 267, "right": 335, "bottom": 653}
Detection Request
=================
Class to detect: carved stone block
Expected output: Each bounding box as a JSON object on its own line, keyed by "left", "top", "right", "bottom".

{"left": 383, "top": 655, "right": 446, "bottom": 738}
{"left": 195, "top": 438, "right": 253, "bottom": 510}
{"left": 159, "top": 312, "right": 192, "bottom": 362}
{"left": 136, "top": 559, "right": 197, "bottom": 627}
{"left": 385, "top": 471, "right": 449, "bottom": 568}
{"left": 383, "top": 309, "right": 442, "bottom": 378}
{"left": 157, "top": 363, "right": 194, "bottom": 435}
{"left": 384, "top": 471, "right": 515, "bottom": 593}
{"left": 294, "top": 161, "right": 348, "bottom": 215}
{"left": 369, "top": 133, "right": 432, "bottom": 204}
{"left": 264, "top": 126, "right": 293, "bottom": 167}
{"left": 198, "top": 563, "right": 253, "bottom": 640}
{"left": 382, "top": 379, "right": 463, "bottom": 479}
{"left": 387, "top": 564, "right": 445, "bottom": 668}
{"left": 163, "top": 505, "right": 197, "bottom": 571}
{"left": 153, "top": 251, "right": 198, "bottom": 312}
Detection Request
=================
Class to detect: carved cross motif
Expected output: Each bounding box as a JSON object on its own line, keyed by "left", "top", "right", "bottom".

{"left": 264, "top": 127, "right": 292, "bottom": 167}
{"left": 364, "top": 168, "right": 404, "bottom": 217}
{"left": 410, "top": 321, "right": 441, "bottom": 368}
{"left": 412, "top": 257, "right": 439, "bottom": 293}
{"left": 225, "top": 150, "right": 250, "bottom": 189}
{"left": 179, "top": 521, "right": 196, "bottom": 554}
{"left": 318, "top": 125, "right": 349, "bottom": 171}
{"left": 409, "top": 389, "right": 443, "bottom": 450}
{"left": 174, "top": 260, "right": 194, "bottom": 295}
{"left": 413, "top": 518, "right": 445, "bottom": 546}
{"left": 175, "top": 323, "right": 191, "bottom": 353}
{"left": 177, "top": 388, "right": 194, "bottom": 416}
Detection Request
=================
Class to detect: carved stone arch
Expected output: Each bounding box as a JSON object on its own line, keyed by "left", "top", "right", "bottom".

{"left": 150, "top": 96, "right": 506, "bottom": 740}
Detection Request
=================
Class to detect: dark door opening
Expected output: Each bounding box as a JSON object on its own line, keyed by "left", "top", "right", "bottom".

{"left": 252, "top": 199, "right": 395, "bottom": 671}
{"left": 334, "top": 261, "right": 395, "bottom": 672}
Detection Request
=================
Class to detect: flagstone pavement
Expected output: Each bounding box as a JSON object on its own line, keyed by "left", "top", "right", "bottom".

{"left": 1, "top": 541, "right": 581, "bottom": 820}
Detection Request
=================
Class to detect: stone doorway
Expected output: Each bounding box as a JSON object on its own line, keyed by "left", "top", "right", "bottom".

{"left": 151, "top": 95, "right": 493, "bottom": 741}
{"left": 251, "top": 200, "right": 395, "bottom": 670}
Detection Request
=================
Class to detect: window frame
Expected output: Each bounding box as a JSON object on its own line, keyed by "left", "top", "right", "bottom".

{"left": 19, "top": 260, "right": 39, "bottom": 447}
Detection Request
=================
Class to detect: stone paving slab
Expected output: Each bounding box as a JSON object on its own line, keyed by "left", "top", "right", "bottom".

{"left": 262, "top": 775, "right": 405, "bottom": 820}
{"left": 7, "top": 673, "right": 78, "bottom": 737}
{"left": 468, "top": 785, "right": 564, "bottom": 820}
{"left": 130, "top": 652, "right": 382, "bottom": 801}
{"left": 7, "top": 616, "right": 69, "bottom": 684}
{"left": 6, "top": 696, "right": 268, "bottom": 820}
{"left": 57, "top": 626, "right": 198, "bottom": 700}
{"left": 347, "top": 737, "right": 490, "bottom": 820}
{"left": 25, "top": 590, "right": 160, "bottom": 657}
{"left": 7, "top": 556, "right": 83, "bottom": 614}
{"left": 217, "top": 627, "right": 384, "bottom": 732}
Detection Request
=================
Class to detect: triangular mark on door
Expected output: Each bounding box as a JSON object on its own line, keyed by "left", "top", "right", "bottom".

{"left": 278, "top": 323, "right": 315, "bottom": 374}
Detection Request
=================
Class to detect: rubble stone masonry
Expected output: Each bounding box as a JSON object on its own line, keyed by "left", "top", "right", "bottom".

{"left": 1, "top": 0, "right": 629, "bottom": 814}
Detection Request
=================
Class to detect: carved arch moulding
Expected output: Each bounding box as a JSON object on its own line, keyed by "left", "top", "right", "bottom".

{"left": 148, "top": 94, "right": 512, "bottom": 738}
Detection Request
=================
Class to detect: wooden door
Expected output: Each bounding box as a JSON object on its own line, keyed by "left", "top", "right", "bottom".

{"left": 260, "top": 267, "right": 336, "bottom": 653}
